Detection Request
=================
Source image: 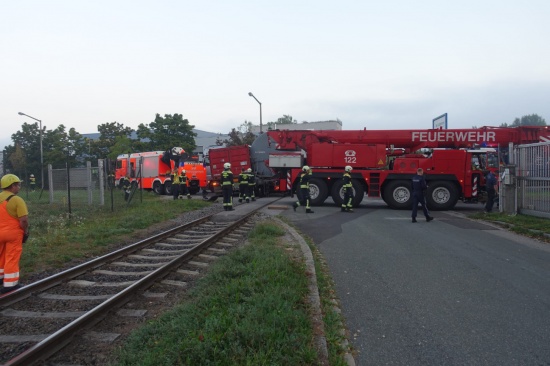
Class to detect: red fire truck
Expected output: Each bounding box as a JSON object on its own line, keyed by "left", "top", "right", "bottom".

{"left": 207, "top": 126, "right": 549, "bottom": 210}
{"left": 115, "top": 150, "right": 207, "bottom": 195}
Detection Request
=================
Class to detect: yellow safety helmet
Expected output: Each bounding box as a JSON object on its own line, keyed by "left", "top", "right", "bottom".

{"left": 302, "top": 165, "right": 310, "bottom": 172}
{"left": 181, "top": 170, "right": 186, "bottom": 174}
{"left": 1, "top": 174, "right": 21, "bottom": 189}
{"left": 30, "top": 174, "right": 35, "bottom": 177}
{"left": 246, "top": 168, "right": 252, "bottom": 173}
{"left": 224, "top": 163, "right": 231, "bottom": 169}
{"left": 345, "top": 166, "right": 352, "bottom": 172}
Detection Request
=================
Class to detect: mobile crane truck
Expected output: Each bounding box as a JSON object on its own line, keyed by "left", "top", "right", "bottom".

{"left": 207, "top": 126, "right": 549, "bottom": 210}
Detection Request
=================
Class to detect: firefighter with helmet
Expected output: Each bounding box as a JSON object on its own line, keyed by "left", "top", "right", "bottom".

{"left": 0, "top": 174, "right": 29, "bottom": 294}
{"left": 122, "top": 176, "right": 131, "bottom": 201}
{"left": 341, "top": 165, "right": 354, "bottom": 212}
{"left": 221, "top": 162, "right": 234, "bottom": 211}
{"left": 247, "top": 168, "right": 256, "bottom": 201}
{"left": 238, "top": 168, "right": 249, "bottom": 203}
{"left": 292, "top": 165, "right": 314, "bottom": 213}
{"left": 29, "top": 174, "right": 36, "bottom": 192}
{"left": 171, "top": 169, "right": 180, "bottom": 200}
{"left": 178, "top": 169, "right": 191, "bottom": 199}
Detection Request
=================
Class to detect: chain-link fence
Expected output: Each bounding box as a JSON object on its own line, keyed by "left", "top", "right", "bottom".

{"left": 514, "top": 141, "right": 550, "bottom": 219}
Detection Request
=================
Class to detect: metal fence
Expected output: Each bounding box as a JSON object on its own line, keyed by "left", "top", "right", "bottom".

{"left": 47, "top": 160, "right": 108, "bottom": 206}
{"left": 514, "top": 141, "right": 550, "bottom": 219}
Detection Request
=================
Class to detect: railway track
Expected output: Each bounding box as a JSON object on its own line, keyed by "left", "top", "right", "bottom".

{"left": 0, "top": 199, "right": 278, "bottom": 365}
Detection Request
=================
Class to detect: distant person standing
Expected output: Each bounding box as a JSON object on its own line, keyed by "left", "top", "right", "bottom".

{"left": 292, "top": 165, "right": 314, "bottom": 213}
{"left": 485, "top": 170, "right": 498, "bottom": 213}
{"left": 247, "top": 168, "right": 256, "bottom": 201}
{"left": 178, "top": 170, "right": 191, "bottom": 199}
{"left": 221, "top": 163, "right": 234, "bottom": 211}
{"left": 171, "top": 169, "right": 180, "bottom": 200}
{"left": 411, "top": 168, "right": 433, "bottom": 223}
{"left": 29, "top": 174, "right": 36, "bottom": 192}
{"left": 122, "top": 176, "right": 131, "bottom": 201}
{"left": 341, "top": 166, "right": 354, "bottom": 212}
{"left": 238, "top": 169, "right": 248, "bottom": 203}
{"left": 0, "top": 174, "right": 29, "bottom": 294}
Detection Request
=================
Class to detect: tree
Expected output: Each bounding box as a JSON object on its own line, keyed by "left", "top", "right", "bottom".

{"left": 137, "top": 113, "right": 197, "bottom": 152}
{"left": 9, "top": 122, "right": 43, "bottom": 179}
{"left": 44, "top": 125, "right": 86, "bottom": 168}
{"left": 500, "top": 114, "right": 547, "bottom": 127}
{"left": 91, "top": 122, "right": 135, "bottom": 160}
{"left": 265, "top": 114, "right": 297, "bottom": 130}
{"left": 222, "top": 121, "right": 256, "bottom": 146}
{"left": 8, "top": 144, "right": 27, "bottom": 177}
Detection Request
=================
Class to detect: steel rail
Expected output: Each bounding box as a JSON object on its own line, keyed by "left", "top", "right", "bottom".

{"left": 3, "top": 204, "right": 268, "bottom": 366}
{"left": 0, "top": 215, "right": 213, "bottom": 307}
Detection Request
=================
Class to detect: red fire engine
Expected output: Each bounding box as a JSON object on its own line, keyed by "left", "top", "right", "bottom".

{"left": 115, "top": 150, "right": 207, "bottom": 195}
{"left": 207, "top": 126, "right": 549, "bottom": 210}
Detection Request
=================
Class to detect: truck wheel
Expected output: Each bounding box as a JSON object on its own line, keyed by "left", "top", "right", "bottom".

{"left": 308, "top": 178, "right": 328, "bottom": 206}
{"left": 330, "top": 179, "right": 345, "bottom": 207}
{"left": 384, "top": 180, "right": 412, "bottom": 209}
{"left": 331, "top": 179, "right": 365, "bottom": 207}
{"left": 152, "top": 181, "right": 164, "bottom": 195}
{"left": 426, "top": 181, "right": 458, "bottom": 210}
{"left": 164, "top": 181, "right": 172, "bottom": 195}
{"left": 351, "top": 180, "right": 365, "bottom": 207}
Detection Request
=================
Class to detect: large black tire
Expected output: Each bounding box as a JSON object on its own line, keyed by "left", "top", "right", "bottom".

{"left": 164, "top": 181, "right": 173, "bottom": 195}
{"left": 330, "top": 179, "right": 365, "bottom": 207}
{"left": 152, "top": 181, "right": 165, "bottom": 195}
{"left": 384, "top": 180, "right": 412, "bottom": 209}
{"left": 426, "top": 181, "right": 459, "bottom": 210}
{"left": 308, "top": 178, "right": 328, "bottom": 206}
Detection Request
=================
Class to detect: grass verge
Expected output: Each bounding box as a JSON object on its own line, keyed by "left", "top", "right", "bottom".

{"left": 22, "top": 191, "right": 211, "bottom": 276}
{"left": 113, "top": 222, "right": 319, "bottom": 365}
{"left": 469, "top": 211, "right": 550, "bottom": 242}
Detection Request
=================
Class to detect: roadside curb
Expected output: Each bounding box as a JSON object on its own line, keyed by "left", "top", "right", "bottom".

{"left": 273, "top": 217, "right": 356, "bottom": 366}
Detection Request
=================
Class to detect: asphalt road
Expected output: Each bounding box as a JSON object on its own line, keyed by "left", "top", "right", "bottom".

{"left": 280, "top": 197, "right": 550, "bottom": 366}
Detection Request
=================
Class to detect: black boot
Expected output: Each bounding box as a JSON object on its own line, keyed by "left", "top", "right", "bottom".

{"left": 293, "top": 202, "right": 298, "bottom": 212}
{"left": 306, "top": 208, "right": 314, "bottom": 213}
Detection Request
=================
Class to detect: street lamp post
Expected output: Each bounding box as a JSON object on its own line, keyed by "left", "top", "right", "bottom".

{"left": 18, "top": 112, "right": 44, "bottom": 189}
{"left": 248, "top": 92, "right": 263, "bottom": 134}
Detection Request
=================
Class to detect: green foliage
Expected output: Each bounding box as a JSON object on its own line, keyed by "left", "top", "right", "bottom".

{"left": 500, "top": 113, "right": 547, "bottom": 127}
{"left": 222, "top": 122, "right": 256, "bottom": 146}
{"left": 115, "top": 223, "right": 317, "bottom": 365}
{"left": 137, "top": 113, "right": 197, "bottom": 152}
{"left": 90, "top": 122, "right": 135, "bottom": 160}
{"left": 8, "top": 144, "right": 27, "bottom": 176}
{"left": 21, "top": 193, "right": 211, "bottom": 275}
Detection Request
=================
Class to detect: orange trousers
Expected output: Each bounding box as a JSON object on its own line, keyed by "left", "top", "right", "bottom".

{"left": 0, "top": 200, "right": 23, "bottom": 288}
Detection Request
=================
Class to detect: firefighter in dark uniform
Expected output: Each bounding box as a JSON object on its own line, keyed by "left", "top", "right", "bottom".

{"left": 238, "top": 169, "right": 248, "bottom": 203}
{"left": 122, "top": 176, "right": 131, "bottom": 201}
{"left": 178, "top": 169, "right": 191, "bottom": 199}
{"left": 484, "top": 170, "right": 498, "bottom": 213}
{"left": 341, "top": 165, "right": 354, "bottom": 212}
{"left": 292, "top": 165, "right": 314, "bottom": 213}
{"left": 411, "top": 168, "right": 433, "bottom": 223}
{"left": 29, "top": 174, "right": 36, "bottom": 192}
{"left": 221, "top": 163, "right": 234, "bottom": 211}
{"left": 247, "top": 168, "right": 256, "bottom": 201}
{"left": 171, "top": 169, "right": 180, "bottom": 200}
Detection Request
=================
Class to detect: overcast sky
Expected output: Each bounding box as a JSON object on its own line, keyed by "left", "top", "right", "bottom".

{"left": 2, "top": 1, "right": 549, "bottom": 151}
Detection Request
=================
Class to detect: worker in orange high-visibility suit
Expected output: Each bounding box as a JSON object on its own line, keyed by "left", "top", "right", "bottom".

{"left": 0, "top": 174, "right": 29, "bottom": 294}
